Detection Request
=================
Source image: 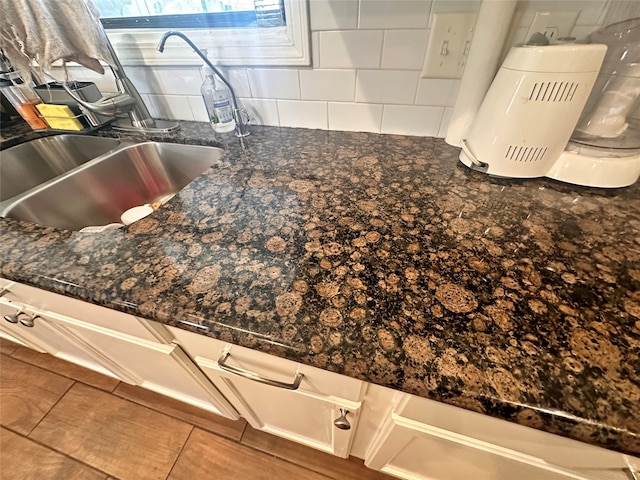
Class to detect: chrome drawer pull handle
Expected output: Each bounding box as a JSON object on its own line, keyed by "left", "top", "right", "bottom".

{"left": 334, "top": 409, "right": 351, "bottom": 430}
{"left": 3, "top": 308, "right": 23, "bottom": 324}
{"left": 19, "top": 314, "right": 39, "bottom": 328}
{"left": 216, "top": 351, "right": 303, "bottom": 390}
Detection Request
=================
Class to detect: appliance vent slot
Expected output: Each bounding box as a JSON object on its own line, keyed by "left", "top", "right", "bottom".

{"left": 505, "top": 145, "right": 548, "bottom": 162}
{"left": 529, "top": 82, "right": 579, "bottom": 102}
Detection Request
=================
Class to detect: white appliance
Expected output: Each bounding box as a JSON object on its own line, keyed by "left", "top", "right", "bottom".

{"left": 460, "top": 19, "right": 640, "bottom": 188}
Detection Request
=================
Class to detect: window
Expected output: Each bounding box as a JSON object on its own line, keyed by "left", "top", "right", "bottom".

{"left": 95, "top": 1, "right": 286, "bottom": 29}
{"left": 96, "top": 0, "right": 310, "bottom": 67}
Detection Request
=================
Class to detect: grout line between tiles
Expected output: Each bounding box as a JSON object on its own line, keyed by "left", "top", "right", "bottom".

{"left": 3, "top": 350, "right": 390, "bottom": 479}
{"left": 2, "top": 424, "right": 115, "bottom": 478}
{"left": 165, "top": 425, "right": 195, "bottom": 480}
{"left": 237, "top": 428, "right": 335, "bottom": 480}
{"left": 109, "top": 386, "right": 246, "bottom": 441}
{"left": 25, "top": 379, "right": 76, "bottom": 437}
{"left": 325, "top": 101, "right": 329, "bottom": 130}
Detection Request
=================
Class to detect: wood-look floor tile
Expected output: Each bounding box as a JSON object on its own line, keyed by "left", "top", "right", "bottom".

{"left": 169, "top": 428, "right": 330, "bottom": 480}
{"left": 0, "top": 427, "right": 107, "bottom": 480}
{"left": 114, "top": 382, "right": 247, "bottom": 441}
{"left": 241, "top": 426, "right": 393, "bottom": 480}
{"left": 0, "top": 355, "right": 74, "bottom": 435}
{"left": 10, "top": 347, "right": 120, "bottom": 392}
{"left": 30, "top": 383, "right": 193, "bottom": 480}
{"left": 0, "top": 337, "right": 19, "bottom": 356}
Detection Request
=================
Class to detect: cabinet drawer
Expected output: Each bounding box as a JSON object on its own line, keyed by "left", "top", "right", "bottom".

{"left": 394, "top": 395, "right": 638, "bottom": 471}
{"left": 0, "top": 280, "right": 164, "bottom": 343}
{"left": 0, "top": 298, "right": 120, "bottom": 380}
{"left": 169, "top": 325, "right": 364, "bottom": 402}
{"left": 366, "top": 412, "right": 598, "bottom": 480}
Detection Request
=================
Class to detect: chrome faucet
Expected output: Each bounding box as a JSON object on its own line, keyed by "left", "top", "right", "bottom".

{"left": 157, "top": 31, "right": 250, "bottom": 138}
{"left": 62, "top": 29, "right": 180, "bottom": 133}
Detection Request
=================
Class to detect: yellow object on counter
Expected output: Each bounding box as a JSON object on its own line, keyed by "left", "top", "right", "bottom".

{"left": 35, "top": 103, "right": 84, "bottom": 131}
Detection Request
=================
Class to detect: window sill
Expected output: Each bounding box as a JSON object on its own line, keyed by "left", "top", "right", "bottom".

{"left": 105, "top": 0, "right": 310, "bottom": 67}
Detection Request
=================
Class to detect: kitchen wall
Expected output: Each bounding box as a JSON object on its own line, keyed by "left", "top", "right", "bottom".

{"left": 60, "top": 0, "right": 620, "bottom": 137}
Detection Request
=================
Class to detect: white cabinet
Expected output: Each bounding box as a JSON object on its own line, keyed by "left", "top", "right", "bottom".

{"left": 0, "top": 296, "right": 120, "bottom": 380}
{"left": 366, "top": 411, "right": 596, "bottom": 480}
{"left": 362, "top": 389, "right": 640, "bottom": 480}
{"left": 0, "top": 279, "right": 238, "bottom": 419}
{"left": 48, "top": 312, "right": 239, "bottom": 419}
{"left": 170, "top": 326, "right": 365, "bottom": 458}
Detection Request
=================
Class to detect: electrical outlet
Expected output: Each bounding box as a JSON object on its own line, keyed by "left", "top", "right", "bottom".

{"left": 526, "top": 11, "right": 580, "bottom": 42}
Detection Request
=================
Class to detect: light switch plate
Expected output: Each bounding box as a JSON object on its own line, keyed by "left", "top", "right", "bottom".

{"left": 526, "top": 11, "right": 580, "bottom": 43}
{"left": 421, "top": 12, "right": 477, "bottom": 79}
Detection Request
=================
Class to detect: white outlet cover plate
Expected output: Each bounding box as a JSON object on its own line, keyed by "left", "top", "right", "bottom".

{"left": 526, "top": 11, "right": 580, "bottom": 43}
{"left": 422, "top": 12, "right": 478, "bottom": 79}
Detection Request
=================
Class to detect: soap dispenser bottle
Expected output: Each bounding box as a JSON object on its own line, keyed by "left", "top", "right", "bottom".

{"left": 200, "top": 63, "right": 235, "bottom": 134}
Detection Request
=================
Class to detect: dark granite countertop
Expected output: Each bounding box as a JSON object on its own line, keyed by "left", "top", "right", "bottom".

{"left": 1, "top": 121, "right": 639, "bottom": 457}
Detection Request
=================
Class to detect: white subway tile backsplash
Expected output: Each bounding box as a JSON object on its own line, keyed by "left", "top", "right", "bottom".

{"left": 218, "top": 68, "right": 252, "bottom": 98}
{"left": 239, "top": 98, "right": 280, "bottom": 126}
{"left": 438, "top": 106, "right": 453, "bottom": 138}
{"left": 156, "top": 66, "right": 203, "bottom": 96}
{"left": 145, "top": 94, "right": 194, "bottom": 121}
{"left": 247, "top": 69, "right": 300, "bottom": 99}
{"left": 359, "top": 0, "right": 431, "bottom": 29}
{"left": 124, "top": 66, "right": 164, "bottom": 95}
{"left": 277, "top": 100, "right": 328, "bottom": 129}
{"left": 381, "top": 30, "right": 429, "bottom": 70}
{"left": 310, "top": 0, "right": 358, "bottom": 30}
{"left": 319, "top": 30, "right": 383, "bottom": 69}
{"left": 431, "top": 0, "right": 481, "bottom": 15}
{"left": 328, "top": 102, "right": 383, "bottom": 133}
{"left": 381, "top": 105, "right": 444, "bottom": 136}
{"left": 415, "top": 79, "right": 460, "bottom": 107}
{"left": 356, "top": 70, "right": 420, "bottom": 104}
{"left": 188, "top": 96, "right": 209, "bottom": 123}
{"left": 312, "top": 32, "right": 321, "bottom": 68}
{"left": 300, "top": 69, "right": 356, "bottom": 102}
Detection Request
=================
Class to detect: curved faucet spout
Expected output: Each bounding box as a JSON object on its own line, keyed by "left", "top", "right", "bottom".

{"left": 62, "top": 83, "right": 137, "bottom": 116}
{"left": 157, "top": 31, "right": 250, "bottom": 138}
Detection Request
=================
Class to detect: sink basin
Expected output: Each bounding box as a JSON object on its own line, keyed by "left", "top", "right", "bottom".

{"left": 2, "top": 142, "right": 223, "bottom": 231}
{"left": 0, "top": 135, "right": 121, "bottom": 202}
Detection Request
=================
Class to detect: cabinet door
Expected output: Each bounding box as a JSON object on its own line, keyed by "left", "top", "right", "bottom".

{"left": 195, "top": 346, "right": 361, "bottom": 458}
{"left": 366, "top": 413, "right": 599, "bottom": 480}
{"left": 0, "top": 298, "right": 120, "bottom": 380}
{"left": 47, "top": 312, "right": 239, "bottom": 420}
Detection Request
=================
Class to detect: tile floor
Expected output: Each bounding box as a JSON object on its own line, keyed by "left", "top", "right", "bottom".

{"left": 0, "top": 338, "right": 392, "bottom": 480}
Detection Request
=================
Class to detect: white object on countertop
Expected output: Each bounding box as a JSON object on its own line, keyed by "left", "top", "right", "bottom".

{"left": 120, "top": 205, "right": 154, "bottom": 225}
{"left": 445, "top": 0, "right": 518, "bottom": 147}
{"left": 459, "top": 43, "right": 607, "bottom": 179}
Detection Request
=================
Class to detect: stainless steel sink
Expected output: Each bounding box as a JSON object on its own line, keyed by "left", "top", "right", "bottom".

{"left": 1, "top": 135, "right": 121, "bottom": 202}
{"left": 2, "top": 142, "right": 223, "bottom": 231}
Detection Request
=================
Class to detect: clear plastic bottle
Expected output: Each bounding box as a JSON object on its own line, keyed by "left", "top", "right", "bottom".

{"left": 200, "top": 65, "right": 235, "bottom": 134}
{"left": 0, "top": 76, "right": 49, "bottom": 130}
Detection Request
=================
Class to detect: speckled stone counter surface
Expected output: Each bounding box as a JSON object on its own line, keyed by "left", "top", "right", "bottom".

{"left": 1, "top": 121, "right": 640, "bottom": 457}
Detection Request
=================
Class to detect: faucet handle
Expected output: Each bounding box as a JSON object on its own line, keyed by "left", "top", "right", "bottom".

{"left": 238, "top": 108, "right": 251, "bottom": 124}
{"left": 234, "top": 107, "right": 251, "bottom": 137}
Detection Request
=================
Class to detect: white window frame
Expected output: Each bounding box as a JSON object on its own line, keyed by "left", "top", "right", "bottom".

{"left": 105, "top": 0, "right": 310, "bottom": 67}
